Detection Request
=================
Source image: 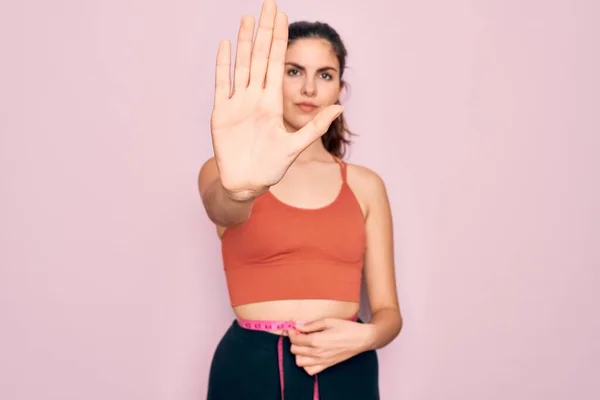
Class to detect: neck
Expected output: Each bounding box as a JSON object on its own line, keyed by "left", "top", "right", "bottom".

{"left": 297, "top": 139, "right": 333, "bottom": 162}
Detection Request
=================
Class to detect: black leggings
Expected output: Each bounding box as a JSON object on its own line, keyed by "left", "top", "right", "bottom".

{"left": 207, "top": 319, "right": 380, "bottom": 400}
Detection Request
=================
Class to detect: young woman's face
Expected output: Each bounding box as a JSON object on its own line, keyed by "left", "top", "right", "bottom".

{"left": 282, "top": 38, "right": 343, "bottom": 131}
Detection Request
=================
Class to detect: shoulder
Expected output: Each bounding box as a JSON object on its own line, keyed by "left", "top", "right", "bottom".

{"left": 345, "top": 162, "right": 386, "bottom": 190}
{"left": 344, "top": 162, "right": 390, "bottom": 217}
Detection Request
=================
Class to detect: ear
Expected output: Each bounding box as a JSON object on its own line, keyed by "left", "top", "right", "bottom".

{"left": 338, "top": 79, "right": 345, "bottom": 97}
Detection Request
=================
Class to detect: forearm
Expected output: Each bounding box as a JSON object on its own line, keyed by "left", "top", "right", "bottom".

{"left": 202, "top": 178, "right": 256, "bottom": 227}
{"left": 363, "top": 307, "right": 403, "bottom": 351}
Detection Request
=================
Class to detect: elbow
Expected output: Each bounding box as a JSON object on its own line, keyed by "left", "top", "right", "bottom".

{"left": 389, "top": 308, "right": 403, "bottom": 337}
{"left": 203, "top": 199, "right": 251, "bottom": 228}
{"left": 396, "top": 314, "right": 404, "bottom": 337}
{"left": 366, "top": 306, "right": 403, "bottom": 350}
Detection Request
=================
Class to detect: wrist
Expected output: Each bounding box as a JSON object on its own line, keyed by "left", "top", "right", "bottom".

{"left": 220, "top": 181, "right": 264, "bottom": 204}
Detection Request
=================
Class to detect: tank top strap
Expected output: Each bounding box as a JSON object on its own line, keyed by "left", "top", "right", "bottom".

{"left": 332, "top": 156, "right": 347, "bottom": 183}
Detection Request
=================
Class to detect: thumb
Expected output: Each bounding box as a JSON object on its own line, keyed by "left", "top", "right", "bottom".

{"left": 291, "top": 105, "right": 344, "bottom": 152}
{"left": 295, "top": 318, "right": 331, "bottom": 333}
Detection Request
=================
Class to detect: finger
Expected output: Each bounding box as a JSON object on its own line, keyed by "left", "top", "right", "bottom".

{"left": 249, "top": 0, "right": 277, "bottom": 88}
{"left": 265, "top": 12, "right": 288, "bottom": 92}
{"left": 295, "top": 318, "right": 330, "bottom": 333}
{"left": 290, "top": 344, "right": 314, "bottom": 357}
{"left": 288, "top": 330, "right": 313, "bottom": 347}
{"left": 296, "top": 355, "right": 321, "bottom": 367}
{"left": 295, "top": 323, "right": 324, "bottom": 333}
{"left": 214, "top": 40, "right": 231, "bottom": 105}
{"left": 233, "top": 15, "right": 254, "bottom": 91}
{"left": 291, "top": 105, "right": 344, "bottom": 152}
{"left": 304, "top": 365, "right": 325, "bottom": 376}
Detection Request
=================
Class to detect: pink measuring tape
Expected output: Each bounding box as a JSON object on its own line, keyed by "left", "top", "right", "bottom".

{"left": 237, "top": 316, "right": 358, "bottom": 400}
{"left": 237, "top": 318, "right": 319, "bottom": 399}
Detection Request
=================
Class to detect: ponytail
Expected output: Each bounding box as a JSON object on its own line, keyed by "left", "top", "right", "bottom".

{"left": 321, "top": 98, "right": 354, "bottom": 159}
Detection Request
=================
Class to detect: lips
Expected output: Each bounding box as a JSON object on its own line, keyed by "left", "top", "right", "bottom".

{"left": 296, "top": 102, "right": 318, "bottom": 112}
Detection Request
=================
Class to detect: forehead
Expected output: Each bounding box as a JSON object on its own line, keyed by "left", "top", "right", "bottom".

{"left": 285, "top": 38, "right": 339, "bottom": 68}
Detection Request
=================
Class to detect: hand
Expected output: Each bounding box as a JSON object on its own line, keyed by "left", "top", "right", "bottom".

{"left": 288, "top": 318, "right": 374, "bottom": 376}
{"left": 210, "top": 0, "right": 344, "bottom": 202}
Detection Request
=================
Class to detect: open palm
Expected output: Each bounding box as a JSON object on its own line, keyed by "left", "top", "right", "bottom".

{"left": 210, "top": 0, "right": 343, "bottom": 202}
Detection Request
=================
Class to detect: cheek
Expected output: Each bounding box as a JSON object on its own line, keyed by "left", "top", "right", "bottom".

{"left": 318, "top": 83, "right": 341, "bottom": 104}
{"left": 282, "top": 78, "right": 299, "bottom": 99}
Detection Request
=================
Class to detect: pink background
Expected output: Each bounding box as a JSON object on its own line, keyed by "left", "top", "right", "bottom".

{"left": 1, "top": 0, "right": 599, "bottom": 399}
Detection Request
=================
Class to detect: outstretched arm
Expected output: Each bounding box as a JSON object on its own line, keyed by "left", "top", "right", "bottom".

{"left": 198, "top": 157, "right": 255, "bottom": 227}
{"left": 199, "top": 0, "right": 342, "bottom": 227}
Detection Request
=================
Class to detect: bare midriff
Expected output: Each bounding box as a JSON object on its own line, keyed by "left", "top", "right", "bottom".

{"left": 233, "top": 299, "right": 360, "bottom": 335}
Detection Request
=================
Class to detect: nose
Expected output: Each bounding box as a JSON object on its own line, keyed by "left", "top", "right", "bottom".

{"left": 301, "top": 78, "right": 317, "bottom": 97}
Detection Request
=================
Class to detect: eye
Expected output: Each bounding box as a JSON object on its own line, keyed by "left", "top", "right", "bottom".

{"left": 287, "top": 68, "right": 300, "bottom": 76}
{"left": 321, "top": 72, "right": 333, "bottom": 80}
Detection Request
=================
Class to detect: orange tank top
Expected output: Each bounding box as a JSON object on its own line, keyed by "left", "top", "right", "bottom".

{"left": 220, "top": 157, "right": 366, "bottom": 307}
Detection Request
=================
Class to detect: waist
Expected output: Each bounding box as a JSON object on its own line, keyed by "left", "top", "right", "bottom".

{"left": 233, "top": 299, "right": 360, "bottom": 334}
{"left": 232, "top": 314, "right": 363, "bottom": 400}
{"left": 236, "top": 311, "right": 360, "bottom": 336}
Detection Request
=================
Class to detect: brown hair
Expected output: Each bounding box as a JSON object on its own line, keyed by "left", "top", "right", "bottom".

{"left": 288, "top": 21, "right": 354, "bottom": 159}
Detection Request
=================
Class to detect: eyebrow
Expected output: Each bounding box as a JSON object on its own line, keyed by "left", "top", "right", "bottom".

{"left": 285, "top": 62, "right": 338, "bottom": 73}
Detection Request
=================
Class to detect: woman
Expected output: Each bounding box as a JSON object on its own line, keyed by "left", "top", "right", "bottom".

{"left": 198, "top": 0, "right": 402, "bottom": 398}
